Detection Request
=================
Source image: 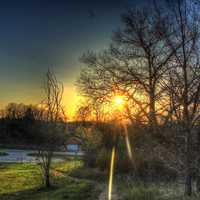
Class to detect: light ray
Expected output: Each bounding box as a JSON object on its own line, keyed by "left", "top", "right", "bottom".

{"left": 108, "top": 146, "right": 116, "bottom": 200}
{"left": 123, "top": 123, "right": 134, "bottom": 162}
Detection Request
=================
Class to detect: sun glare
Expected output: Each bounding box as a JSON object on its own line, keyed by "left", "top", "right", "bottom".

{"left": 113, "top": 95, "right": 125, "bottom": 108}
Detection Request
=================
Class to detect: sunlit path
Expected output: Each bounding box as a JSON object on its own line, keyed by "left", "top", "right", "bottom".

{"left": 99, "top": 185, "right": 121, "bottom": 200}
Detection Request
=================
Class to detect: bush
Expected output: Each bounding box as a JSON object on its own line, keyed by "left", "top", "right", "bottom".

{"left": 122, "top": 184, "right": 161, "bottom": 200}
{"left": 136, "top": 157, "right": 177, "bottom": 181}
{"left": 96, "top": 139, "right": 135, "bottom": 173}
{"left": 115, "top": 142, "right": 135, "bottom": 174}
{"left": 96, "top": 148, "right": 111, "bottom": 171}
{"left": 83, "top": 150, "right": 98, "bottom": 168}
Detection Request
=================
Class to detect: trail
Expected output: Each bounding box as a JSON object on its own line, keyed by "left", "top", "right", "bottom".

{"left": 98, "top": 184, "right": 121, "bottom": 200}
{"left": 54, "top": 168, "right": 121, "bottom": 200}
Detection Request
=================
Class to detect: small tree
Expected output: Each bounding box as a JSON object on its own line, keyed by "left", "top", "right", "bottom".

{"left": 36, "top": 69, "right": 66, "bottom": 188}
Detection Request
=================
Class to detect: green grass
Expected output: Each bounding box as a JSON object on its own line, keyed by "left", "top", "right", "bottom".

{"left": 69, "top": 167, "right": 107, "bottom": 182}
{"left": 0, "top": 163, "right": 41, "bottom": 196}
{"left": 3, "top": 161, "right": 200, "bottom": 200}
{"left": 121, "top": 183, "right": 161, "bottom": 200}
{"left": 0, "top": 161, "right": 101, "bottom": 200}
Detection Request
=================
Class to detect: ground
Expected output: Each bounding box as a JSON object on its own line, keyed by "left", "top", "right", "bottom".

{"left": 0, "top": 161, "right": 101, "bottom": 200}
{"left": 0, "top": 153, "right": 200, "bottom": 200}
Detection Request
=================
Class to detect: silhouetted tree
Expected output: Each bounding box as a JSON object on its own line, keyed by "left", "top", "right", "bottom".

{"left": 36, "top": 69, "right": 66, "bottom": 188}
{"left": 78, "top": 5, "right": 178, "bottom": 132}
{"left": 163, "top": 0, "right": 200, "bottom": 195}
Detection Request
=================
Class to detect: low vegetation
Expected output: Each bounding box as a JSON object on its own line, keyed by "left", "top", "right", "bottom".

{"left": 117, "top": 180, "right": 200, "bottom": 200}
{"left": 0, "top": 161, "right": 101, "bottom": 200}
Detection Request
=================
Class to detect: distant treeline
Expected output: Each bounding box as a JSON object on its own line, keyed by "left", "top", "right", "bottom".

{"left": 0, "top": 102, "right": 93, "bottom": 147}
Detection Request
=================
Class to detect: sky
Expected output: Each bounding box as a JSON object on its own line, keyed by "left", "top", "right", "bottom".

{"left": 0, "top": 0, "right": 142, "bottom": 118}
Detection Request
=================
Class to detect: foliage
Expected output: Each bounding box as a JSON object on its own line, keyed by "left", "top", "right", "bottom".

{"left": 76, "top": 126, "right": 102, "bottom": 168}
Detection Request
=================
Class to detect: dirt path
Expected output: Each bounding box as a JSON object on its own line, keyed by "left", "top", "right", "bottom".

{"left": 98, "top": 184, "right": 121, "bottom": 200}
{"left": 56, "top": 169, "right": 120, "bottom": 200}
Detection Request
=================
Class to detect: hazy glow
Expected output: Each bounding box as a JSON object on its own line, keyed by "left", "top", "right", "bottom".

{"left": 108, "top": 146, "right": 116, "bottom": 200}
{"left": 112, "top": 95, "right": 126, "bottom": 112}
{"left": 123, "top": 123, "right": 133, "bottom": 162}
{"left": 62, "top": 86, "right": 82, "bottom": 119}
{"left": 114, "top": 96, "right": 124, "bottom": 105}
{"left": 113, "top": 95, "right": 124, "bottom": 105}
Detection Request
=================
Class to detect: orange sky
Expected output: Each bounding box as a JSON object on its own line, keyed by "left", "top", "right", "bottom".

{"left": 0, "top": 84, "right": 81, "bottom": 120}
{"left": 0, "top": 1, "right": 128, "bottom": 120}
{"left": 62, "top": 85, "right": 82, "bottom": 119}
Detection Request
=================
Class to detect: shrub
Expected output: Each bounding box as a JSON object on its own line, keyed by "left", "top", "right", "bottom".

{"left": 136, "top": 158, "right": 177, "bottom": 181}
{"left": 96, "top": 139, "right": 135, "bottom": 173}
{"left": 123, "top": 184, "right": 161, "bottom": 200}
{"left": 96, "top": 148, "right": 111, "bottom": 171}
{"left": 83, "top": 150, "right": 98, "bottom": 168}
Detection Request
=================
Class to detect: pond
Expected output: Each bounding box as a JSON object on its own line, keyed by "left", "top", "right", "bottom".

{"left": 0, "top": 149, "right": 84, "bottom": 163}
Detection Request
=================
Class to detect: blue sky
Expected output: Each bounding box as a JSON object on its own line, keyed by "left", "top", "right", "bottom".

{"left": 0, "top": 0, "right": 142, "bottom": 116}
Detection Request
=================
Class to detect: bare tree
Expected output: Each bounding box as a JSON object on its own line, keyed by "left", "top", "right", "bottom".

{"left": 75, "top": 99, "right": 107, "bottom": 123}
{"left": 78, "top": 5, "right": 177, "bottom": 132}
{"left": 164, "top": 0, "right": 200, "bottom": 195}
{"left": 78, "top": 0, "right": 200, "bottom": 196}
{"left": 76, "top": 103, "right": 91, "bottom": 122}
{"left": 37, "top": 69, "right": 66, "bottom": 188}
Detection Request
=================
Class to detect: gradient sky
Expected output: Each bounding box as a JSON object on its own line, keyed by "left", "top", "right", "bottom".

{"left": 0, "top": 0, "right": 142, "bottom": 118}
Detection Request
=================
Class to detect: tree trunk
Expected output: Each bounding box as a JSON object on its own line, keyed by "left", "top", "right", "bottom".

{"left": 45, "top": 170, "right": 50, "bottom": 188}
{"left": 149, "top": 88, "right": 157, "bottom": 133}
{"left": 196, "top": 175, "right": 200, "bottom": 193}
{"left": 185, "top": 129, "right": 192, "bottom": 196}
{"left": 185, "top": 170, "right": 192, "bottom": 196}
{"left": 196, "top": 132, "right": 200, "bottom": 193}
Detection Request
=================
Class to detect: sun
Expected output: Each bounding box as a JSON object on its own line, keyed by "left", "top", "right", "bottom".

{"left": 113, "top": 95, "right": 125, "bottom": 108}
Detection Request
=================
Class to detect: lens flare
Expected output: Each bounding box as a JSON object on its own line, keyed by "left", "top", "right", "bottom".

{"left": 123, "top": 123, "right": 133, "bottom": 162}
{"left": 108, "top": 146, "right": 116, "bottom": 200}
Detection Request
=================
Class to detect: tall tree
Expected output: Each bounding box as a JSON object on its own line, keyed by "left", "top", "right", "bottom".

{"left": 78, "top": 5, "right": 175, "bottom": 131}
{"left": 164, "top": 0, "right": 200, "bottom": 195}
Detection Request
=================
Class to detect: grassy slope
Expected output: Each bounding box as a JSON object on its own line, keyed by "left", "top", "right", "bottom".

{"left": 117, "top": 181, "right": 200, "bottom": 200}
{"left": 2, "top": 161, "right": 200, "bottom": 200}
{"left": 0, "top": 161, "right": 101, "bottom": 200}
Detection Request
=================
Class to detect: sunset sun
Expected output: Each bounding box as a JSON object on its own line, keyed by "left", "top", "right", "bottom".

{"left": 113, "top": 95, "right": 125, "bottom": 107}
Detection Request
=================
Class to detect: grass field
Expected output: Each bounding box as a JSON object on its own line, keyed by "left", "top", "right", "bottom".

{"left": 1, "top": 160, "right": 200, "bottom": 200}
{"left": 0, "top": 161, "right": 101, "bottom": 200}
